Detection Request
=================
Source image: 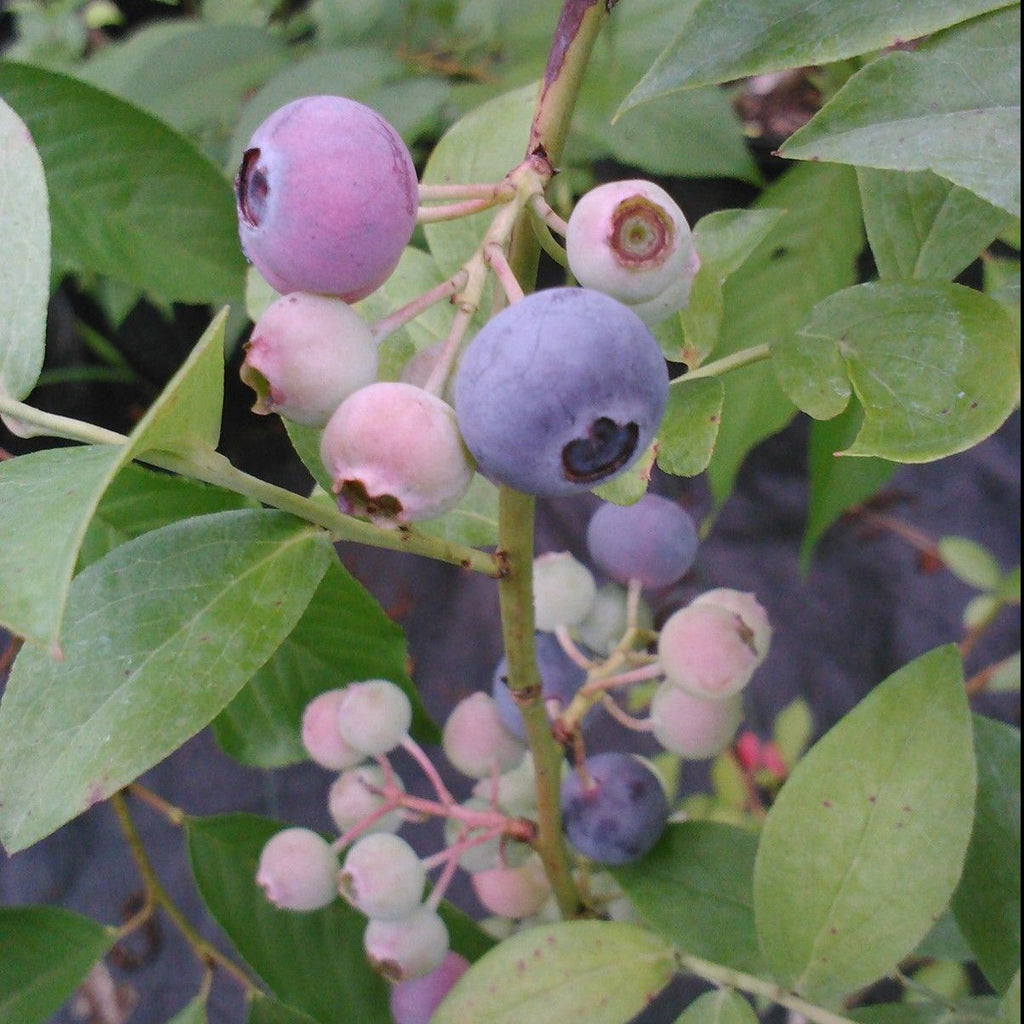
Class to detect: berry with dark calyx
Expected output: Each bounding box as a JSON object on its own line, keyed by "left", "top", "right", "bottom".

{"left": 339, "top": 833, "right": 426, "bottom": 920}
{"left": 328, "top": 763, "right": 404, "bottom": 835}
{"left": 566, "top": 180, "right": 699, "bottom": 322}
{"left": 320, "top": 382, "right": 475, "bottom": 526}
{"left": 301, "top": 689, "right": 368, "bottom": 771}
{"left": 560, "top": 752, "right": 669, "bottom": 866}
{"left": 442, "top": 692, "right": 526, "bottom": 780}
{"left": 586, "top": 493, "right": 699, "bottom": 590}
{"left": 364, "top": 904, "right": 449, "bottom": 981}
{"left": 240, "top": 292, "right": 377, "bottom": 428}
{"left": 491, "top": 632, "right": 589, "bottom": 741}
{"left": 533, "top": 551, "right": 597, "bottom": 632}
{"left": 256, "top": 828, "right": 338, "bottom": 912}
{"left": 235, "top": 95, "right": 417, "bottom": 301}
{"left": 336, "top": 679, "right": 412, "bottom": 756}
{"left": 649, "top": 683, "right": 743, "bottom": 759}
{"left": 454, "top": 288, "right": 668, "bottom": 497}
{"left": 389, "top": 951, "right": 470, "bottom": 1024}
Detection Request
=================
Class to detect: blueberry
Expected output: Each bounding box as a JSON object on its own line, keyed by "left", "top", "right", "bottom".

{"left": 454, "top": 288, "right": 668, "bottom": 497}
{"left": 585, "top": 493, "right": 699, "bottom": 590}
{"left": 560, "top": 752, "right": 669, "bottom": 866}
{"left": 235, "top": 95, "right": 417, "bottom": 302}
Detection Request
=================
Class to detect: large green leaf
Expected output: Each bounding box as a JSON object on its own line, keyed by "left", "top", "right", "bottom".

{"left": 676, "top": 990, "right": 759, "bottom": 1024}
{"left": 952, "top": 716, "right": 1021, "bottom": 993}
{"left": 422, "top": 82, "right": 538, "bottom": 275}
{"left": 657, "top": 377, "right": 725, "bottom": 477}
{"left": 0, "top": 509, "right": 332, "bottom": 852}
{"left": 187, "top": 813, "right": 390, "bottom": 1024}
{"left": 773, "top": 281, "right": 1019, "bottom": 462}
{"left": 704, "top": 163, "right": 863, "bottom": 512}
{"left": 753, "top": 645, "right": 976, "bottom": 1007}
{"left": 213, "top": 554, "right": 434, "bottom": 768}
{"left": 780, "top": 9, "right": 1021, "bottom": 217}
{"left": 612, "top": 821, "right": 764, "bottom": 975}
{"left": 432, "top": 921, "right": 675, "bottom": 1024}
{"left": 619, "top": 0, "right": 1015, "bottom": 109}
{"left": 0, "top": 97, "right": 49, "bottom": 411}
{"left": 0, "top": 62, "right": 245, "bottom": 303}
{"left": 857, "top": 168, "right": 1014, "bottom": 282}
{"left": 247, "top": 997, "right": 321, "bottom": 1024}
{"left": 0, "top": 906, "right": 113, "bottom": 1024}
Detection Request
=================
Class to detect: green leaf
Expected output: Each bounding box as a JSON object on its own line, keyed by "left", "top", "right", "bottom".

{"left": 0, "top": 97, "right": 49, "bottom": 411}
{"left": 167, "top": 994, "right": 208, "bottom": 1024}
{"left": 675, "top": 989, "right": 759, "bottom": 1024}
{"left": 1000, "top": 972, "right": 1020, "bottom": 1024}
{"left": 0, "top": 906, "right": 113, "bottom": 1024}
{"left": 858, "top": 168, "right": 1013, "bottom": 282}
{"left": 432, "top": 920, "right": 675, "bottom": 1024}
{"left": 801, "top": 400, "right": 897, "bottom": 569}
{"left": 852, "top": 997, "right": 1003, "bottom": 1024}
{"left": 422, "top": 82, "right": 538, "bottom": 275}
{"left": 247, "top": 996, "right": 321, "bottom": 1024}
{"left": 753, "top": 645, "right": 976, "bottom": 1007}
{"left": 415, "top": 473, "right": 500, "bottom": 548}
{"left": 78, "top": 463, "right": 255, "bottom": 570}
{"left": 913, "top": 911, "right": 975, "bottom": 963}
{"left": 952, "top": 715, "right": 1021, "bottom": 993}
{"left": 0, "top": 62, "right": 246, "bottom": 303}
{"left": 612, "top": 821, "right": 764, "bottom": 975}
{"left": 0, "top": 444, "right": 126, "bottom": 647}
{"left": 938, "top": 537, "right": 1004, "bottom": 591}
{"left": 771, "top": 698, "right": 814, "bottom": 766}
{"left": 187, "top": 813, "right": 390, "bottom": 1024}
{"left": 657, "top": 377, "right": 724, "bottom": 478}
{"left": 774, "top": 281, "right": 1019, "bottom": 462}
{"left": 213, "top": 554, "right": 434, "bottom": 768}
{"left": 0, "top": 509, "right": 332, "bottom": 852}
{"left": 619, "top": 0, "right": 1015, "bottom": 109}
{"left": 780, "top": 9, "right": 1021, "bottom": 217}
{"left": 705, "top": 163, "right": 863, "bottom": 512}
{"left": 988, "top": 652, "right": 1021, "bottom": 694}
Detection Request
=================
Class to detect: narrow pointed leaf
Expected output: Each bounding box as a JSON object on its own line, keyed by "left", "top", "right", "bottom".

{"left": 0, "top": 509, "right": 332, "bottom": 852}
{"left": 754, "top": 645, "right": 976, "bottom": 1006}
{"left": 0, "top": 98, "right": 49, "bottom": 411}
{"left": 0, "top": 906, "right": 114, "bottom": 1024}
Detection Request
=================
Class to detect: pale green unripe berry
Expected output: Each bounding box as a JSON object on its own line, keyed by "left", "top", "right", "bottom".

{"left": 692, "top": 588, "right": 772, "bottom": 663}
{"left": 575, "top": 583, "right": 654, "bottom": 656}
{"left": 336, "top": 679, "right": 412, "bottom": 756}
{"left": 471, "top": 752, "right": 537, "bottom": 817}
{"left": 649, "top": 682, "right": 744, "bottom": 759}
{"left": 328, "top": 763, "right": 404, "bottom": 835}
{"left": 364, "top": 904, "right": 449, "bottom": 981}
{"left": 442, "top": 692, "right": 526, "bottom": 779}
{"left": 533, "top": 551, "right": 597, "bottom": 632}
{"left": 339, "top": 833, "right": 425, "bottom": 920}
{"left": 255, "top": 827, "right": 338, "bottom": 912}
{"left": 240, "top": 292, "right": 378, "bottom": 428}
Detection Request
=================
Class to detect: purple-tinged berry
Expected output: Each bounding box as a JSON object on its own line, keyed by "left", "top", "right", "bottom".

{"left": 389, "top": 951, "right": 469, "bottom": 1024}
{"left": 364, "top": 904, "right": 449, "bottom": 981}
{"left": 235, "top": 95, "right": 417, "bottom": 301}
{"left": 454, "top": 288, "right": 668, "bottom": 497}
{"left": 339, "top": 833, "right": 425, "bottom": 920}
{"left": 256, "top": 827, "right": 338, "bottom": 911}
{"left": 649, "top": 683, "right": 743, "bottom": 759}
{"left": 320, "top": 382, "right": 475, "bottom": 526}
{"left": 240, "top": 292, "right": 377, "bottom": 427}
{"left": 586, "top": 493, "right": 699, "bottom": 590}
{"left": 560, "top": 752, "right": 668, "bottom": 866}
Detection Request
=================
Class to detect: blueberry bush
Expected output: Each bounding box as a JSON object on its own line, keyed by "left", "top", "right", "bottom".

{"left": 0, "top": 1, "right": 1020, "bottom": 1022}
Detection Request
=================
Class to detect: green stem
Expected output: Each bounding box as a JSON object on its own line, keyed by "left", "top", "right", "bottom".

{"left": 679, "top": 343, "right": 772, "bottom": 382}
{"left": 677, "top": 952, "right": 860, "bottom": 1024}
{"left": 0, "top": 395, "right": 501, "bottom": 577}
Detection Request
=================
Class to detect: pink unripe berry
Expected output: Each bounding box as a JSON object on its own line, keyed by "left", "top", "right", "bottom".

{"left": 301, "top": 689, "right": 367, "bottom": 771}
{"left": 256, "top": 827, "right": 338, "bottom": 912}
{"left": 364, "top": 904, "right": 449, "bottom": 981}
{"left": 235, "top": 95, "right": 417, "bottom": 302}
{"left": 389, "top": 951, "right": 470, "bottom": 1024}
{"left": 471, "top": 855, "right": 551, "bottom": 919}
{"left": 532, "top": 551, "right": 597, "bottom": 632}
{"left": 339, "top": 833, "right": 425, "bottom": 920}
{"left": 657, "top": 602, "right": 762, "bottom": 700}
{"left": 734, "top": 730, "right": 762, "bottom": 773}
{"left": 692, "top": 589, "right": 772, "bottom": 662}
{"left": 761, "top": 741, "right": 788, "bottom": 778}
{"left": 328, "top": 763, "right": 404, "bottom": 835}
{"left": 320, "top": 382, "right": 475, "bottom": 526}
{"left": 240, "top": 292, "right": 378, "bottom": 427}
{"left": 442, "top": 692, "right": 526, "bottom": 779}
{"left": 566, "top": 179, "right": 699, "bottom": 323}
{"left": 336, "top": 679, "right": 412, "bottom": 756}
{"left": 649, "top": 683, "right": 744, "bottom": 759}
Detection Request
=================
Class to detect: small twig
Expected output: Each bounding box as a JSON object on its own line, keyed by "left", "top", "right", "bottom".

{"left": 370, "top": 270, "right": 468, "bottom": 344}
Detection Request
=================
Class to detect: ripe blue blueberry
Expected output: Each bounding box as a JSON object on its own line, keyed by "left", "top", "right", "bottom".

{"left": 586, "top": 493, "right": 699, "bottom": 589}
{"left": 560, "top": 752, "right": 669, "bottom": 865}
{"left": 235, "top": 95, "right": 417, "bottom": 301}
{"left": 454, "top": 288, "right": 668, "bottom": 497}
